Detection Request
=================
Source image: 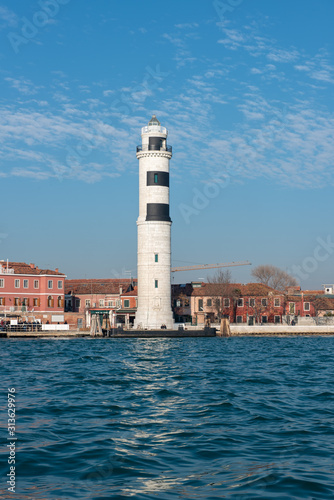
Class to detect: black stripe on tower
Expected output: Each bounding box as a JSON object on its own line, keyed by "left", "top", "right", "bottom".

{"left": 147, "top": 171, "right": 169, "bottom": 187}
{"left": 146, "top": 203, "right": 171, "bottom": 222}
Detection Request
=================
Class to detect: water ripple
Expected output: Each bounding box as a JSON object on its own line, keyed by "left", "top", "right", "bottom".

{"left": 1, "top": 337, "right": 334, "bottom": 499}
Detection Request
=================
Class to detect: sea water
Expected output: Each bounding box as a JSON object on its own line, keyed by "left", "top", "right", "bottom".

{"left": 1, "top": 337, "right": 334, "bottom": 499}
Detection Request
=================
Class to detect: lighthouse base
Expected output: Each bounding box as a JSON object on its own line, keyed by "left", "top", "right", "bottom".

{"left": 133, "top": 309, "right": 174, "bottom": 330}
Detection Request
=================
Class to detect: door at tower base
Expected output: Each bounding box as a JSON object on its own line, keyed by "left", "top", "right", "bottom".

{"left": 134, "top": 115, "right": 174, "bottom": 330}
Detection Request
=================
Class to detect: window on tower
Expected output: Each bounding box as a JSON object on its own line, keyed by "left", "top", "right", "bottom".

{"left": 155, "top": 254, "right": 158, "bottom": 262}
{"left": 155, "top": 280, "right": 158, "bottom": 288}
{"left": 154, "top": 173, "right": 158, "bottom": 183}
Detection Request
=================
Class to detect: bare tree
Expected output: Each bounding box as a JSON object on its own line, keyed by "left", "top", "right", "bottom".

{"left": 251, "top": 265, "right": 298, "bottom": 291}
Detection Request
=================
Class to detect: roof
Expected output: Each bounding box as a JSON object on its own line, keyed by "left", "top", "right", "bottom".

{"left": 65, "top": 279, "right": 135, "bottom": 295}
{"left": 191, "top": 282, "right": 283, "bottom": 297}
{"left": 148, "top": 114, "right": 160, "bottom": 126}
{"left": 0, "top": 261, "right": 65, "bottom": 276}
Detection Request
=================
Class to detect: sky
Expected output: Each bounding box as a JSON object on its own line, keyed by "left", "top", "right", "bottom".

{"left": 0, "top": 0, "right": 334, "bottom": 289}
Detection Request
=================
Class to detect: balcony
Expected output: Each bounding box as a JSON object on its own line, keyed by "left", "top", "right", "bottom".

{"left": 136, "top": 145, "right": 172, "bottom": 153}
{"left": 141, "top": 125, "right": 167, "bottom": 135}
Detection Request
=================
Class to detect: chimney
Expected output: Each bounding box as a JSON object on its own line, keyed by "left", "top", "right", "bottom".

{"left": 119, "top": 286, "right": 123, "bottom": 294}
{"left": 30, "top": 263, "right": 35, "bottom": 269}
{"left": 55, "top": 268, "right": 59, "bottom": 273}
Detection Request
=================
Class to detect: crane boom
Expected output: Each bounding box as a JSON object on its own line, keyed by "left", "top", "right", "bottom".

{"left": 171, "top": 261, "right": 251, "bottom": 272}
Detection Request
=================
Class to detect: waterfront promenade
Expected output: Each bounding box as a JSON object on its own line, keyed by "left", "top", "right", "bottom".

{"left": 3, "top": 325, "right": 334, "bottom": 338}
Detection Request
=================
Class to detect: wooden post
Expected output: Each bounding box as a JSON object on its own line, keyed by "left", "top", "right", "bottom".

{"left": 217, "top": 318, "right": 230, "bottom": 337}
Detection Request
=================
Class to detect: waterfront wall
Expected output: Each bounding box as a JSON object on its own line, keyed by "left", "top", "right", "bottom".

{"left": 230, "top": 325, "right": 334, "bottom": 335}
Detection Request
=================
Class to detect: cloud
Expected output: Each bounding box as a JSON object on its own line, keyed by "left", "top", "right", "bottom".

{"left": 5, "top": 77, "right": 42, "bottom": 95}
{"left": 0, "top": 6, "right": 18, "bottom": 29}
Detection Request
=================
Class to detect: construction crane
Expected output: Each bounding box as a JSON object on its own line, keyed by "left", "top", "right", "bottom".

{"left": 171, "top": 261, "right": 251, "bottom": 272}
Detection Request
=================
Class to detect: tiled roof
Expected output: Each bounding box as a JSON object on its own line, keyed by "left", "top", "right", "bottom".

{"left": 191, "top": 282, "right": 282, "bottom": 297}
{"left": 0, "top": 261, "right": 65, "bottom": 276}
{"left": 65, "top": 279, "right": 135, "bottom": 295}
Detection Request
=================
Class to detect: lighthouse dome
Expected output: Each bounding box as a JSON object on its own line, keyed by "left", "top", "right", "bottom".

{"left": 148, "top": 115, "right": 161, "bottom": 126}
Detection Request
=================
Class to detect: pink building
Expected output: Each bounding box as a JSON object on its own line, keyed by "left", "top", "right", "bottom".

{"left": 0, "top": 260, "right": 66, "bottom": 316}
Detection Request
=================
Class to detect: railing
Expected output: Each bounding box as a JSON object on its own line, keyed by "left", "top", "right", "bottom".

{"left": 0, "top": 305, "right": 39, "bottom": 313}
{"left": 136, "top": 145, "right": 172, "bottom": 153}
{"left": 0, "top": 323, "right": 42, "bottom": 333}
{"left": 141, "top": 125, "right": 167, "bottom": 134}
{"left": 0, "top": 266, "right": 14, "bottom": 274}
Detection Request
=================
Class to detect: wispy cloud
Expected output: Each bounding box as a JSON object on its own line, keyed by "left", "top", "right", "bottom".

{"left": 5, "top": 77, "right": 42, "bottom": 95}
{"left": 0, "top": 6, "right": 17, "bottom": 29}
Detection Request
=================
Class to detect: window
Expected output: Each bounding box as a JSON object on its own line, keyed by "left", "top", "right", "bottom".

{"left": 58, "top": 281, "right": 63, "bottom": 289}
{"left": 261, "top": 298, "right": 267, "bottom": 307}
{"left": 33, "top": 298, "right": 39, "bottom": 307}
{"left": 304, "top": 302, "right": 310, "bottom": 311}
{"left": 223, "top": 298, "right": 230, "bottom": 307}
{"left": 76, "top": 299, "right": 80, "bottom": 308}
{"left": 155, "top": 280, "right": 158, "bottom": 288}
{"left": 184, "top": 298, "right": 190, "bottom": 307}
{"left": 155, "top": 254, "right": 158, "bottom": 262}
{"left": 249, "top": 298, "right": 255, "bottom": 307}
{"left": 207, "top": 299, "right": 212, "bottom": 307}
{"left": 236, "top": 315, "right": 243, "bottom": 323}
{"left": 176, "top": 299, "right": 181, "bottom": 307}
{"left": 154, "top": 173, "right": 158, "bottom": 183}
{"left": 23, "top": 279, "right": 29, "bottom": 288}
{"left": 0, "top": 297, "right": 5, "bottom": 305}
{"left": 274, "top": 298, "right": 280, "bottom": 307}
{"left": 199, "top": 299, "right": 203, "bottom": 311}
{"left": 262, "top": 316, "right": 268, "bottom": 323}
{"left": 0, "top": 279, "right": 4, "bottom": 288}
{"left": 124, "top": 299, "right": 130, "bottom": 308}
{"left": 34, "top": 280, "right": 39, "bottom": 289}
{"left": 48, "top": 296, "right": 54, "bottom": 308}
{"left": 237, "top": 298, "right": 244, "bottom": 307}
{"left": 14, "top": 298, "right": 20, "bottom": 306}
{"left": 108, "top": 301, "right": 114, "bottom": 307}
{"left": 48, "top": 280, "right": 53, "bottom": 289}
{"left": 85, "top": 299, "right": 91, "bottom": 307}
{"left": 57, "top": 296, "right": 62, "bottom": 307}
{"left": 15, "top": 279, "right": 20, "bottom": 288}
{"left": 289, "top": 302, "right": 295, "bottom": 314}
{"left": 22, "top": 298, "right": 28, "bottom": 306}
{"left": 99, "top": 299, "right": 104, "bottom": 307}
{"left": 274, "top": 315, "right": 281, "bottom": 324}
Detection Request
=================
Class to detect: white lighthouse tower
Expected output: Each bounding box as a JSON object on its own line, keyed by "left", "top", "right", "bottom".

{"left": 134, "top": 115, "right": 174, "bottom": 330}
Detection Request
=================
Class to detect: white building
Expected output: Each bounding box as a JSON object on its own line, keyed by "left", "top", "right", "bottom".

{"left": 134, "top": 116, "right": 174, "bottom": 329}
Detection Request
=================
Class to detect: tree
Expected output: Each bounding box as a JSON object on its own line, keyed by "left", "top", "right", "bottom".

{"left": 207, "top": 270, "right": 240, "bottom": 322}
{"left": 251, "top": 265, "right": 298, "bottom": 291}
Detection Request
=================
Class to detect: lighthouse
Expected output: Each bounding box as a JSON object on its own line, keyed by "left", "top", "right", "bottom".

{"left": 134, "top": 115, "right": 174, "bottom": 330}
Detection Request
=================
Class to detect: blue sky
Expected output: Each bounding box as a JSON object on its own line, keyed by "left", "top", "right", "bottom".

{"left": 0, "top": 0, "right": 334, "bottom": 288}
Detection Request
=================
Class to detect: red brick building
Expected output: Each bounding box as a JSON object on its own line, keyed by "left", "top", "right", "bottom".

{"left": 0, "top": 260, "right": 66, "bottom": 322}
{"left": 65, "top": 279, "right": 136, "bottom": 328}
{"left": 190, "top": 282, "right": 285, "bottom": 325}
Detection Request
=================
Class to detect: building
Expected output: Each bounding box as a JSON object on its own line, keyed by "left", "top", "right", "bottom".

{"left": 190, "top": 282, "right": 286, "bottom": 325}
{"left": 0, "top": 260, "right": 66, "bottom": 323}
{"left": 134, "top": 115, "right": 174, "bottom": 329}
{"left": 65, "top": 278, "right": 136, "bottom": 328}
